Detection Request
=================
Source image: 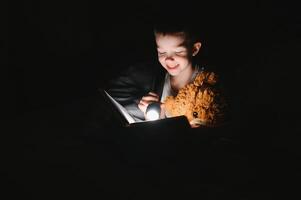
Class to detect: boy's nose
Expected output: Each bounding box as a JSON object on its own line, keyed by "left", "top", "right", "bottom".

{"left": 165, "top": 56, "right": 175, "bottom": 61}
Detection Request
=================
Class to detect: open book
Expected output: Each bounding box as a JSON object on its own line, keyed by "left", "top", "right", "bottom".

{"left": 103, "top": 90, "right": 136, "bottom": 124}
{"left": 100, "top": 89, "right": 190, "bottom": 129}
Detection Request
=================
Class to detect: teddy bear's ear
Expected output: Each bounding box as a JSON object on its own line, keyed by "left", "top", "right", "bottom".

{"left": 206, "top": 72, "right": 218, "bottom": 85}
{"left": 193, "top": 73, "right": 206, "bottom": 86}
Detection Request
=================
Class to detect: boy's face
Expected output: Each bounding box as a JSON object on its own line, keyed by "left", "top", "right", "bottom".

{"left": 155, "top": 32, "right": 193, "bottom": 76}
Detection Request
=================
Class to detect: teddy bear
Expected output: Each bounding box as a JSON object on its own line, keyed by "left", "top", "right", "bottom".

{"left": 164, "top": 70, "right": 229, "bottom": 127}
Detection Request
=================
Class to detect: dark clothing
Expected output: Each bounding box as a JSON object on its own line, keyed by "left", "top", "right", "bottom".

{"left": 105, "top": 61, "right": 165, "bottom": 121}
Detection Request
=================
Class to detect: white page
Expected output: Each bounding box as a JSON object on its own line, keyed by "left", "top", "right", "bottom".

{"left": 103, "top": 90, "right": 136, "bottom": 124}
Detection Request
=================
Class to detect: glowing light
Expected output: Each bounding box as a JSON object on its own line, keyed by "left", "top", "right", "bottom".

{"left": 145, "top": 102, "right": 161, "bottom": 121}
{"left": 146, "top": 109, "right": 160, "bottom": 120}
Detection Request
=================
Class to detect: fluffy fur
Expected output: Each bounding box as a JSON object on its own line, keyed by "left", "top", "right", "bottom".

{"left": 164, "top": 71, "right": 228, "bottom": 127}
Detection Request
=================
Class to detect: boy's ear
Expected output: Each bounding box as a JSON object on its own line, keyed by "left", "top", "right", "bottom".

{"left": 192, "top": 42, "right": 202, "bottom": 56}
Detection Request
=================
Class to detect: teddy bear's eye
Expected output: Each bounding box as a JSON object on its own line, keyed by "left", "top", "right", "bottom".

{"left": 193, "top": 112, "right": 198, "bottom": 118}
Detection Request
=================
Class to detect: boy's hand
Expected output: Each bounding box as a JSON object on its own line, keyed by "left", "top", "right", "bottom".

{"left": 138, "top": 92, "right": 160, "bottom": 114}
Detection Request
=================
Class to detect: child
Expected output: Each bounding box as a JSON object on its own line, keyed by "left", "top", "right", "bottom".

{"left": 138, "top": 21, "right": 202, "bottom": 116}
{"left": 106, "top": 19, "right": 228, "bottom": 125}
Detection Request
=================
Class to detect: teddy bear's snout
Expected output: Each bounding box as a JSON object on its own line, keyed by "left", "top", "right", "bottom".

{"left": 190, "top": 118, "right": 206, "bottom": 126}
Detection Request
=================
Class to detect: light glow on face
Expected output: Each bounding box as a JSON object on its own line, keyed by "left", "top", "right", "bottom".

{"left": 155, "top": 33, "right": 192, "bottom": 76}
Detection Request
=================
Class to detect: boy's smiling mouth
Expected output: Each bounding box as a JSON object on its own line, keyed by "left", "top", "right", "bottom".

{"left": 166, "top": 64, "right": 179, "bottom": 70}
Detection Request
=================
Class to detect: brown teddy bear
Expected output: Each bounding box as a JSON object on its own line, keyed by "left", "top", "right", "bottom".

{"left": 164, "top": 71, "right": 229, "bottom": 127}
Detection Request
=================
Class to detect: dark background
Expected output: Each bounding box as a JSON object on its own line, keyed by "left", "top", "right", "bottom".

{"left": 5, "top": 1, "right": 301, "bottom": 199}
{"left": 7, "top": 1, "right": 300, "bottom": 114}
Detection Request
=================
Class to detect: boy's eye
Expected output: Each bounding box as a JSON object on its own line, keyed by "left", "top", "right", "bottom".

{"left": 175, "top": 51, "right": 186, "bottom": 55}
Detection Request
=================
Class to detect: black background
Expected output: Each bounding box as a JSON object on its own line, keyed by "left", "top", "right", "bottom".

{"left": 7, "top": 2, "right": 300, "bottom": 115}
{"left": 5, "top": 1, "right": 301, "bottom": 199}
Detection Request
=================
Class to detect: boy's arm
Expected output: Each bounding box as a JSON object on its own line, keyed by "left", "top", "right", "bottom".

{"left": 105, "top": 62, "right": 161, "bottom": 121}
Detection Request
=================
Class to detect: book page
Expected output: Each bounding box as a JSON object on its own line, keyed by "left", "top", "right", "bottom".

{"left": 103, "top": 90, "right": 136, "bottom": 124}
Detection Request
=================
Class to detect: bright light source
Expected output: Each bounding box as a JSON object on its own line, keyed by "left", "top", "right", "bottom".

{"left": 145, "top": 102, "right": 161, "bottom": 121}
{"left": 146, "top": 109, "right": 160, "bottom": 120}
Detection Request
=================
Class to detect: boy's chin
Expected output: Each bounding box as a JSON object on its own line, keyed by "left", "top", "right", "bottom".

{"left": 168, "top": 71, "right": 181, "bottom": 77}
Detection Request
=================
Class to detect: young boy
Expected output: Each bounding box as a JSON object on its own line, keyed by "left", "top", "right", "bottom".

{"left": 138, "top": 22, "right": 202, "bottom": 117}
{"left": 106, "top": 20, "right": 228, "bottom": 126}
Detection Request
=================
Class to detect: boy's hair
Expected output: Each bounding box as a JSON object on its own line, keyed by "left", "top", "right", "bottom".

{"left": 153, "top": 20, "right": 200, "bottom": 48}
{"left": 153, "top": 21, "right": 199, "bottom": 47}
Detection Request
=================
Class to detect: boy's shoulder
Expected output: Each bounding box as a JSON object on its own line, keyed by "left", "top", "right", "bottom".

{"left": 126, "top": 60, "right": 164, "bottom": 74}
{"left": 107, "top": 60, "right": 163, "bottom": 82}
{"left": 106, "top": 60, "right": 165, "bottom": 90}
{"left": 117, "top": 61, "right": 165, "bottom": 83}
